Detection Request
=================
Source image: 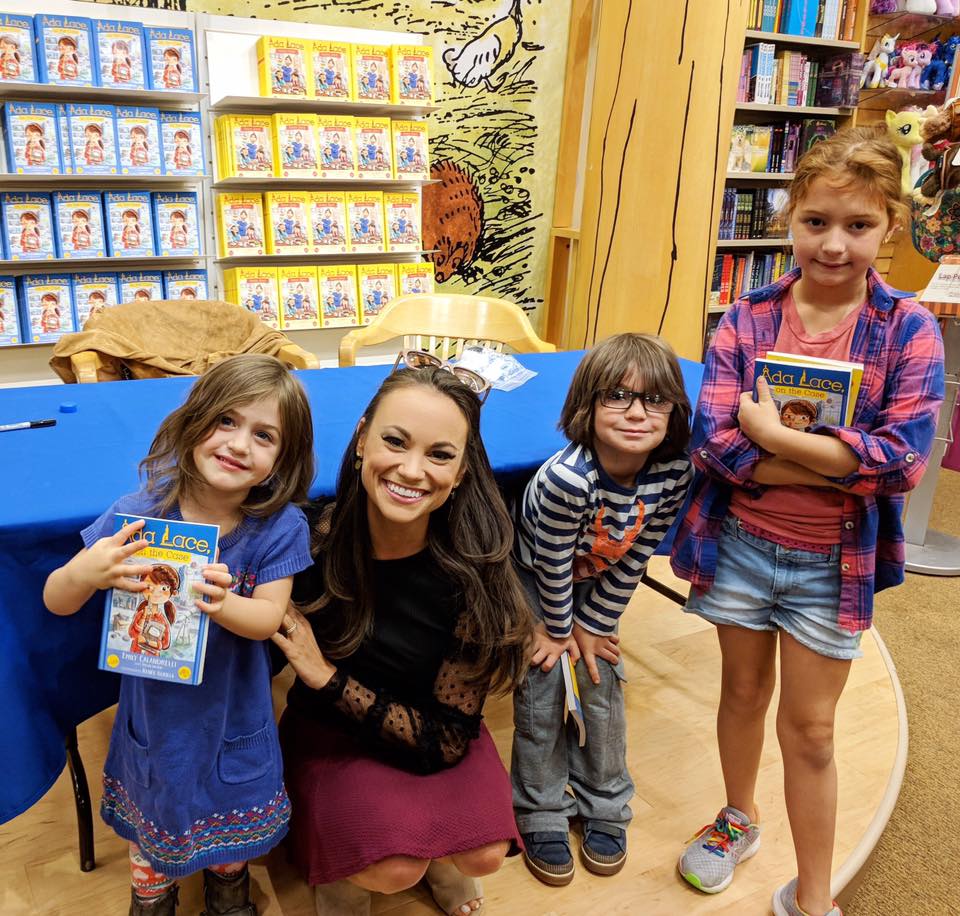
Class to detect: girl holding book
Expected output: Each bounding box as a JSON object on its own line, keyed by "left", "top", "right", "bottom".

{"left": 44, "top": 354, "right": 316, "bottom": 916}
{"left": 672, "top": 126, "right": 945, "bottom": 916}
{"left": 270, "top": 361, "right": 533, "bottom": 916}
{"left": 511, "top": 333, "right": 693, "bottom": 886}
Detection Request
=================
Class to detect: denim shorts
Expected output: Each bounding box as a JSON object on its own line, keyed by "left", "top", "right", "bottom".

{"left": 684, "top": 514, "right": 862, "bottom": 660}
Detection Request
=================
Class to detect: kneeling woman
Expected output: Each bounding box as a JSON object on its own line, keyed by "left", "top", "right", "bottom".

{"left": 272, "top": 364, "right": 533, "bottom": 915}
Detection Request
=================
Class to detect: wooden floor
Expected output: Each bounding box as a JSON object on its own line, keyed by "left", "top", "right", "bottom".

{"left": 0, "top": 558, "right": 900, "bottom": 916}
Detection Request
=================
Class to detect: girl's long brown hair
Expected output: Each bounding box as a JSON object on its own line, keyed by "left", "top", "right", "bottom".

{"left": 304, "top": 367, "right": 533, "bottom": 694}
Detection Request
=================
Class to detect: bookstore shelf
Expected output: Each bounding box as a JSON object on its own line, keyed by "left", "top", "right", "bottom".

{"left": 209, "top": 96, "right": 439, "bottom": 119}
{"left": 0, "top": 83, "right": 204, "bottom": 109}
{"left": 866, "top": 11, "right": 959, "bottom": 42}
{"left": 0, "top": 255, "right": 204, "bottom": 274}
{"left": 1, "top": 175, "right": 205, "bottom": 188}
{"left": 858, "top": 87, "right": 946, "bottom": 112}
{"left": 716, "top": 238, "right": 792, "bottom": 249}
{"left": 726, "top": 171, "right": 796, "bottom": 181}
{"left": 736, "top": 102, "right": 850, "bottom": 116}
{"left": 744, "top": 29, "right": 860, "bottom": 51}
{"left": 215, "top": 249, "right": 438, "bottom": 265}
{"left": 707, "top": 304, "right": 729, "bottom": 314}
{"left": 213, "top": 178, "right": 439, "bottom": 191}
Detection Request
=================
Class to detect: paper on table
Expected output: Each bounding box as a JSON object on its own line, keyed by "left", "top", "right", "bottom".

{"left": 455, "top": 346, "right": 537, "bottom": 391}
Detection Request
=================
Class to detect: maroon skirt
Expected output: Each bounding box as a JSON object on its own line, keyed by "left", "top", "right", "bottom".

{"left": 279, "top": 707, "right": 522, "bottom": 885}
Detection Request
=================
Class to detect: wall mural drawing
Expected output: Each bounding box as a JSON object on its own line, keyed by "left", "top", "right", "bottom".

{"left": 97, "top": 0, "right": 571, "bottom": 315}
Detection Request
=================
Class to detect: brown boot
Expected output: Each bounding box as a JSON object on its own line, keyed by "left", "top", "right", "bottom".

{"left": 129, "top": 885, "right": 179, "bottom": 916}
{"left": 200, "top": 866, "right": 257, "bottom": 916}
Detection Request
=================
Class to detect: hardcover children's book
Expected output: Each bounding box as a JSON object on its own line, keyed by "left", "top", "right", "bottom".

{"left": 53, "top": 191, "right": 107, "bottom": 259}
{"left": 160, "top": 110, "right": 204, "bottom": 177}
{"left": 316, "top": 114, "right": 356, "bottom": 178}
{"left": 35, "top": 14, "right": 95, "bottom": 87}
{"left": 2, "top": 191, "right": 56, "bottom": 260}
{"left": 67, "top": 103, "right": 119, "bottom": 174}
{"left": 163, "top": 269, "right": 208, "bottom": 301}
{"left": 308, "top": 190, "right": 349, "bottom": 253}
{"left": 20, "top": 273, "right": 76, "bottom": 342}
{"left": 391, "top": 120, "right": 429, "bottom": 180}
{"left": 271, "top": 112, "right": 319, "bottom": 178}
{"left": 216, "top": 193, "right": 266, "bottom": 258}
{"left": 353, "top": 44, "right": 390, "bottom": 102}
{"left": 256, "top": 35, "right": 311, "bottom": 99}
{"left": 95, "top": 19, "right": 146, "bottom": 90}
{"left": 317, "top": 264, "right": 359, "bottom": 328}
{"left": 119, "top": 270, "right": 164, "bottom": 304}
{"left": 799, "top": 118, "right": 836, "bottom": 153}
{"left": 278, "top": 264, "right": 320, "bottom": 330}
{"left": 0, "top": 13, "right": 36, "bottom": 84}
{"left": 98, "top": 514, "right": 218, "bottom": 686}
{"left": 0, "top": 277, "right": 23, "bottom": 346}
{"left": 346, "top": 190, "right": 384, "bottom": 253}
{"left": 217, "top": 114, "right": 273, "bottom": 179}
{"left": 116, "top": 105, "right": 162, "bottom": 175}
{"left": 3, "top": 101, "right": 63, "bottom": 174}
{"left": 144, "top": 26, "right": 197, "bottom": 92}
{"left": 397, "top": 260, "right": 435, "bottom": 296}
{"left": 357, "top": 263, "right": 397, "bottom": 325}
{"left": 355, "top": 116, "right": 393, "bottom": 179}
{"left": 754, "top": 352, "right": 864, "bottom": 429}
{"left": 152, "top": 191, "right": 201, "bottom": 257}
{"left": 73, "top": 272, "right": 119, "bottom": 326}
{"left": 383, "top": 191, "right": 421, "bottom": 252}
{"left": 264, "top": 191, "right": 311, "bottom": 255}
{"left": 56, "top": 103, "right": 74, "bottom": 174}
{"left": 222, "top": 265, "right": 280, "bottom": 328}
{"left": 104, "top": 191, "right": 156, "bottom": 258}
{"left": 391, "top": 45, "right": 433, "bottom": 106}
{"left": 561, "top": 650, "right": 586, "bottom": 747}
{"left": 312, "top": 39, "right": 352, "bottom": 100}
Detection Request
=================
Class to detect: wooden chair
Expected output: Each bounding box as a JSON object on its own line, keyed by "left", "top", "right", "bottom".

{"left": 338, "top": 293, "right": 556, "bottom": 367}
{"left": 49, "top": 299, "right": 320, "bottom": 383}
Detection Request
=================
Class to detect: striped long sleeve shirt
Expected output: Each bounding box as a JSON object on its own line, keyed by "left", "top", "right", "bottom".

{"left": 670, "top": 268, "right": 945, "bottom": 632}
{"left": 516, "top": 442, "right": 692, "bottom": 637}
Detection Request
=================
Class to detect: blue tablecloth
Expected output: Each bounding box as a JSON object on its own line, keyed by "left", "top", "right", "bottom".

{"left": 0, "top": 350, "right": 703, "bottom": 823}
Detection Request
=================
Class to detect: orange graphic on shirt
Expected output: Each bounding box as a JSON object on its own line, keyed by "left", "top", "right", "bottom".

{"left": 572, "top": 501, "right": 645, "bottom": 580}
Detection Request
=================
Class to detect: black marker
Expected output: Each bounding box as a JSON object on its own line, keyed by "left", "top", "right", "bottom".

{"left": 0, "top": 418, "right": 57, "bottom": 432}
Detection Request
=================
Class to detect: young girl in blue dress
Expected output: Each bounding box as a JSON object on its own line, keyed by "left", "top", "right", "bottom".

{"left": 44, "top": 354, "right": 316, "bottom": 916}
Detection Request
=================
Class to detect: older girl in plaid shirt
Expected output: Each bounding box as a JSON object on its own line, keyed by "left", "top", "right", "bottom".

{"left": 672, "top": 127, "right": 944, "bottom": 915}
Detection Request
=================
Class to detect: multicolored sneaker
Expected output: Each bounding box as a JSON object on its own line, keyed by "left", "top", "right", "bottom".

{"left": 677, "top": 805, "right": 760, "bottom": 894}
{"left": 772, "top": 877, "right": 843, "bottom": 916}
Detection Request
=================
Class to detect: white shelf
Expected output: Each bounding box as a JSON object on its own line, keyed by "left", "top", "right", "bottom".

{"left": 0, "top": 255, "right": 203, "bottom": 273}
{"left": 716, "top": 238, "right": 792, "bottom": 249}
{"left": 0, "top": 173, "right": 205, "bottom": 188}
{"left": 215, "top": 249, "right": 436, "bottom": 265}
{"left": 744, "top": 30, "right": 860, "bottom": 51}
{"left": 209, "top": 95, "right": 438, "bottom": 119}
{"left": 0, "top": 82, "right": 203, "bottom": 109}
{"left": 213, "top": 177, "right": 437, "bottom": 191}
{"left": 726, "top": 172, "right": 795, "bottom": 181}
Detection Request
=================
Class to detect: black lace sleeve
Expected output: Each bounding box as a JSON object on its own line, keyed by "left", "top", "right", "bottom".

{"left": 302, "top": 617, "right": 487, "bottom": 774}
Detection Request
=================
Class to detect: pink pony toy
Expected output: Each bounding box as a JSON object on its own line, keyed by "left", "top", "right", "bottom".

{"left": 886, "top": 42, "right": 922, "bottom": 88}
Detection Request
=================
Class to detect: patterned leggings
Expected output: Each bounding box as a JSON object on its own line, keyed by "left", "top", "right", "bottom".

{"left": 129, "top": 843, "right": 245, "bottom": 900}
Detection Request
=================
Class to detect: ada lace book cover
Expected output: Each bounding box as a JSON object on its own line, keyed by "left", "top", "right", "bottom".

{"left": 98, "top": 514, "right": 219, "bottom": 686}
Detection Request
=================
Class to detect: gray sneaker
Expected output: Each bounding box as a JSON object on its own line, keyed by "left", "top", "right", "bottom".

{"left": 772, "top": 877, "right": 843, "bottom": 916}
{"left": 677, "top": 805, "right": 760, "bottom": 894}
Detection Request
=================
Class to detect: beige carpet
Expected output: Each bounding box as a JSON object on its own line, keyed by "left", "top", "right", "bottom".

{"left": 847, "top": 467, "right": 960, "bottom": 915}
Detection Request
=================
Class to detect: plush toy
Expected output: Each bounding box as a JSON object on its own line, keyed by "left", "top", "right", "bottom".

{"left": 886, "top": 108, "right": 926, "bottom": 195}
{"left": 870, "top": 0, "right": 898, "bottom": 10}
{"left": 917, "top": 99, "right": 960, "bottom": 199}
{"left": 920, "top": 39, "right": 942, "bottom": 89}
{"left": 862, "top": 33, "right": 899, "bottom": 89}
{"left": 923, "top": 34, "right": 960, "bottom": 91}
{"left": 935, "top": 0, "right": 959, "bottom": 15}
{"left": 906, "top": 0, "right": 938, "bottom": 13}
{"left": 886, "top": 43, "right": 922, "bottom": 87}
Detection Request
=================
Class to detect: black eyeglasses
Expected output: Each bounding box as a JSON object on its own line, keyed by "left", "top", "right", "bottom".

{"left": 393, "top": 350, "right": 491, "bottom": 403}
{"left": 599, "top": 387, "right": 674, "bottom": 414}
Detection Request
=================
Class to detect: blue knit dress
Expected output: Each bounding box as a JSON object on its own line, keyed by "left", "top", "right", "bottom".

{"left": 82, "top": 491, "right": 311, "bottom": 877}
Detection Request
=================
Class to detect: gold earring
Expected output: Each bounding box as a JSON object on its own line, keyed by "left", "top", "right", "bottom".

{"left": 354, "top": 452, "right": 362, "bottom": 470}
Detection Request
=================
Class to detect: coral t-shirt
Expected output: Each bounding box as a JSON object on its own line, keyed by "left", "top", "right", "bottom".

{"left": 729, "top": 291, "right": 862, "bottom": 548}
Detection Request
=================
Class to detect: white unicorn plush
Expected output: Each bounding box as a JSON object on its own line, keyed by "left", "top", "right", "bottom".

{"left": 861, "top": 33, "right": 898, "bottom": 90}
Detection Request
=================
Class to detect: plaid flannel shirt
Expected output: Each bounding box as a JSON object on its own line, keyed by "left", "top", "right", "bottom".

{"left": 670, "top": 268, "right": 945, "bottom": 632}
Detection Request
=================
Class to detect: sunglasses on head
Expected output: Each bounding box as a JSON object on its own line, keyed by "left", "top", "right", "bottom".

{"left": 393, "top": 350, "right": 491, "bottom": 403}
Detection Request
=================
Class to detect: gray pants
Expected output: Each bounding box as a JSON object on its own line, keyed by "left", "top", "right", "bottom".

{"left": 510, "top": 568, "right": 634, "bottom": 836}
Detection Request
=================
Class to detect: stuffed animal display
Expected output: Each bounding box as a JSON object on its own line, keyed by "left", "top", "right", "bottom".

{"left": 916, "top": 98, "right": 960, "bottom": 201}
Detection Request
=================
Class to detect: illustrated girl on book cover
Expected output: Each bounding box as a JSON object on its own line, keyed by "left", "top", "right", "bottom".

{"left": 57, "top": 36, "right": 79, "bottom": 81}
{"left": 401, "top": 61, "right": 429, "bottom": 99}
{"left": 23, "top": 124, "right": 46, "bottom": 167}
{"left": 273, "top": 53, "right": 304, "bottom": 94}
{"left": 178, "top": 286, "right": 196, "bottom": 299}
{"left": 353, "top": 207, "right": 380, "bottom": 243}
{"left": 172, "top": 129, "right": 192, "bottom": 170}
{"left": 121, "top": 209, "right": 141, "bottom": 249}
{"left": 133, "top": 288, "right": 152, "bottom": 301}
{"left": 0, "top": 33, "right": 22, "bottom": 79}
{"left": 86, "top": 289, "right": 107, "bottom": 321}
{"left": 316, "top": 56, "right": 345, "bottom": 96}
{"left": 111, "top": 39, "right": 132, "bottom": 84}
{"left": 129, "top": 563, "right": 179, "bottom": 655}
{"left": 390, "top": 208, "right": 417, "bottom": 244}
{"left": 168, "top": 210, "right": 188, "bottom": 249}
{"left": 71, "top": 209, "right": 92, "bottom": 250}
{"left": 314, "top": 207, "right": 344, "bottom": 245}
{"left": 161, "top": 46, "right": 181, "bottom": 89}
{"left": 778, "top": 398, "right": 818, "bottom": 431}
{"left": 129, "top": 125, "right": 149, "bottom": 168}
{"left": 20, "top": 211, "right": 41, "bottom": 252}
{"left": 40, "top": 293, "right": 60, "bottom": 333}
{"left": 83, "top": 123, "right": 104, "bottom": 165}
